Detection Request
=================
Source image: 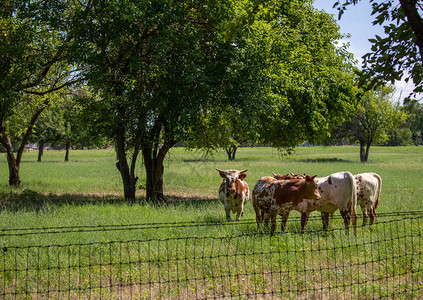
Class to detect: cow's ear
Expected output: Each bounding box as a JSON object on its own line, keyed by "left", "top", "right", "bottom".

{"left": 239, "top": 173, "right": 247, "bottom": 180}
{"left": 216, "top": 169, "right": 226, "bottom": 178}
{"left": 311, "top": 175, "right": 317, "bottom": 181}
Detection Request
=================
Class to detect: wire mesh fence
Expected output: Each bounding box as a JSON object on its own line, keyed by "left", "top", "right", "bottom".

{"left": 1, "top": 212, "right": 422, "bottom": 299}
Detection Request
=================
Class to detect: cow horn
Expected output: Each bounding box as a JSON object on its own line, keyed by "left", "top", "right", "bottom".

{"left": 216, "top": 168, "right": 225, "bottom": 173}
{"left": 272, "top": 172, "right": 277, "bottom": 176}
{"left": 239, "top": 169, "right": 248, "bottom": 173}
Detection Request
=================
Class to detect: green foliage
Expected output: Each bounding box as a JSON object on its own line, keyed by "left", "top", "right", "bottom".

{"left": 402, "top": 98, "right": 423, "bottom": 145}
{"left": 329, "top": 85, "right": 407, "bottom": 144}
{"left": 333, "top": 0, "right": 423, "bottom": 95}
{"left": 384, "top": 127, "right": 413, "bottom": 146}
{"left": 223, "top": 0, "right": 357, "bottom": 149}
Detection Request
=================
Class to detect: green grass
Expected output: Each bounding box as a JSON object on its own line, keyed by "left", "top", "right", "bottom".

{"left": 1, "top": 145, "right": 423, "bottom": 227}
{"left": 1, "top": 146, "right": 423, "bottom": 298}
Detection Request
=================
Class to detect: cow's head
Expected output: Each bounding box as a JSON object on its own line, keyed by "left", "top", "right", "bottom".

{"left": 304, "top": 175, "right": 320, "bottom": 201}
{"left": 216, "top": 169, "right": 248, "bottom": 197}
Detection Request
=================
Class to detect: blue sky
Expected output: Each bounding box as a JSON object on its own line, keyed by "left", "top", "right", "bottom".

{"left": 313, "top": 0, "right": 415, "bottom": 101}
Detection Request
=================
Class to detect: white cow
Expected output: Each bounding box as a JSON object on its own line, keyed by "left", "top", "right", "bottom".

{"left": 216, "top": 169, "right": 250, "bottom": 221}
{"left": 354, "top": 172, "right": 382, "bottom": 225}
{"left": 295, "top": 171, "right": 358, "bottom": 231}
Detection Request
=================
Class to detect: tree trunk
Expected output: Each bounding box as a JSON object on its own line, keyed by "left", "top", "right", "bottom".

{"left": 399, "top": 0, "right": 423, "bottom": 61}
{"left": 37, "top": 142, "right": 44, "bottom": 162}
{"left": 143, "top": 147, "right": 165, "bottom": 202}
{"left": 65, "top": 142, "right": 70, "bottom": 162}
{"left": 0, "top": 100, "right": 48, "bottom": 186}
{"left": 116, "top": 127, "right": 137, "bottom": 200}
{"left": 7, "top": 150, "right": 20, "bottom": 186}
{"left": 142, "top": 136, "right": 176, "bottom": 203}
{"left": 360, "top": 141, "right": 366, "bottom": 162}
{"left": 225, "top": 144, "right": 238, "bottom": 161}
{"left": 365, "top": 142, "right": 371, "bottom": 162}
{"left": 0, "top": 136, "right": 21, "bottom": 186}
{"left": 360, "top": 141, "right": 371, "bottom": 162}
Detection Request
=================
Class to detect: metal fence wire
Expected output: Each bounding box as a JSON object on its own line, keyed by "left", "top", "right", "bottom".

{"left": 1, "top": 212, "right": 422, "bottom": 299}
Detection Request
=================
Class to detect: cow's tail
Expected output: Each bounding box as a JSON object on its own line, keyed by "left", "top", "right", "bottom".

{"left": 346, "top": 171, "right": 357, "bottom": 227}
{"left": 372, "top": 173, "right": 382, "bottom": 210}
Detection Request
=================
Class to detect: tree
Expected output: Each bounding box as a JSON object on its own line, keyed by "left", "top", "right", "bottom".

{"left": 30, "top": 104, "right": 66, "bottom": 162}
{"left": 72, "top": 0, "right": 356, "bottom": 201}
{"left": 331, "top": 85, "right": 408, "bottom": 162}
{"left": 226, "top": 0, "right": 357, "bottom": 149}
{"left": 402, "top": 98, "right": 423, "bottom": 145}
{"left": 0, "top": 1, "right": 77, "bottom": 186}
{"left": 71, "top": 0, "right": 234, "bottom": 201}
{"left": 333, "top": 0, "right": 423, "bottom": 94}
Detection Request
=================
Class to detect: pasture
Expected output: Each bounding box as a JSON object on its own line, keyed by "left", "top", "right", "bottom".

{"left": 0, "top": 146, "right": 422, "bottom": 227}
{"left": 1, "top": 146, "right": 423, "bottom": 298}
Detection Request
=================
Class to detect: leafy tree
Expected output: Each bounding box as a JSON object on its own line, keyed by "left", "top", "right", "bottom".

{"left": 333, "top": 0, "right": 423, "bottom": 94}
{"left": 0, "top": 1, "right": 77, "bottom": 186}
{"left": 71, "top": 0, "right": 234, "bottom": 201}
{"left": 384, "top": 127, "right": 413, "bottom": 146}
{"left": 402, "top": 98, "right": 423, "bottom": 145}
{"left": 31, "top": 104, "right": 66, "bottom": 162}
{"left": 71, "top": 0, "right": 356, "bottom": 201}
{"left": 330, "top": 85, "right": 408, "bottom": 162}
{"left": 226, "top": 0, "right": 357, "bottom": 149}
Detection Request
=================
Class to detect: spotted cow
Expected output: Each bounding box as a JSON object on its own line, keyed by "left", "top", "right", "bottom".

{"left": 252, "top": 175, "right": 319, "bottom": 235}
{"left": 216, "top": 169, "right": 250, "bottom": 221}
{"left": 355, "top": 172, "right": 382, "bottom": 225}
{"left": 293, "top": 171, "right": 358, "bottom": 231}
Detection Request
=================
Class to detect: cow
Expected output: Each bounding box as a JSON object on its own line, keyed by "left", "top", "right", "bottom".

{"left": 272, "top": 173, "right": 305, "bottom": 180}
{"left": 252, "top": 175, "right": 319, "bottom": 235}
{"left": 293, "top": 171, "right": 358, "bottom": 231}
{"left": 355, "top": 172, "right": 382, "bottom": 225}
{"left": 216, "top": 169, "right": 250, "bottom": 221}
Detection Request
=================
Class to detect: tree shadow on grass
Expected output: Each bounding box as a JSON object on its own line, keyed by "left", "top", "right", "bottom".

{"left": 0, "top": 189, "right": 219, "bottom": 213}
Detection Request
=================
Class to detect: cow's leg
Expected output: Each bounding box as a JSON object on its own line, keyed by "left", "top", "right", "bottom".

{"left": 263, "top": 211, "right": 270, "bottom": 230}
{"left": 235, "top": 204, "right": 243, "bottom": 221}
{"left": 270, "top": 212, "right": 277, "bottom": 236}
{"left": 321, "top": 212, "right": 330, "bottom": 230}
{"left": 351, "top": 209, "right": 358, "bottom": 228}
{"left": 361, "top": 204, "right": 368, "bottom": 226}
{"left": 301, "top": 212, "right": 310, "bottom": 231}
{"left": 224, "top": 203, "right": 231, "bottom": 221}
{"left": 280, "top": 211, "right": 290, "bottom": 233}
{"left": 369, "top": 205, "right": 376, "bottom": 225}
{"left": 254, "top": 205, "right": 263, "bottom": 230}
{"left": 340, "top": 209, "right": 350, "bottom": 232}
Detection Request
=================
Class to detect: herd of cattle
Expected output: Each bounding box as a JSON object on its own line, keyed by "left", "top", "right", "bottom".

{"left": 216, "top": 169, "right": 382, "bottom": 234}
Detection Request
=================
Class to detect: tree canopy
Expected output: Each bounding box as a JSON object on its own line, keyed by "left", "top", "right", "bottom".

{"left": 334, "top": 0, "right": 423, "bottom": 95}
{"left": 1, "top": 0, "right": 359, "bottom": 201}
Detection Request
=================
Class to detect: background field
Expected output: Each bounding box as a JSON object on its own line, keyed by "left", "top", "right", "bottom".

{"left": 0, "top": 146, "right": 422, "bottom": 231}
{"left": 1, "top": 147, "right": 422, "bottom": 299}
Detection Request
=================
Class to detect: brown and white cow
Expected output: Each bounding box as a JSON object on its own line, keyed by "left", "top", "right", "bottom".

{"left": 355, "top": 172, "right": 382, "bottom": 225}
{"left": 216, "top": 169, "right": 250, "bottom": 221}
{"left": 252, "top": 175, "right": 319, "bottom": 235}
{"left": 294, "top": 171, "right": 358, "bottom": 231}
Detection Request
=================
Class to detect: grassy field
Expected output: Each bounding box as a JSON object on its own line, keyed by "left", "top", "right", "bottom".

{"left": 1, "top": 146, "right": 423, "bottom": 298}
{"left": 0, "top": 146, "right": 422, "bottom": 228}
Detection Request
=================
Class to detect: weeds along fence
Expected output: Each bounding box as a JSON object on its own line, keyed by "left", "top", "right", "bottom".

{"left": 1, "top": 211, "right": 423, "bottom": 299}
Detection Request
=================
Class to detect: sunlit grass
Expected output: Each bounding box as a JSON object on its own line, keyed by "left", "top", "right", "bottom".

{"left": 0, "top": 145, "right": 423, "bottom": 229}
